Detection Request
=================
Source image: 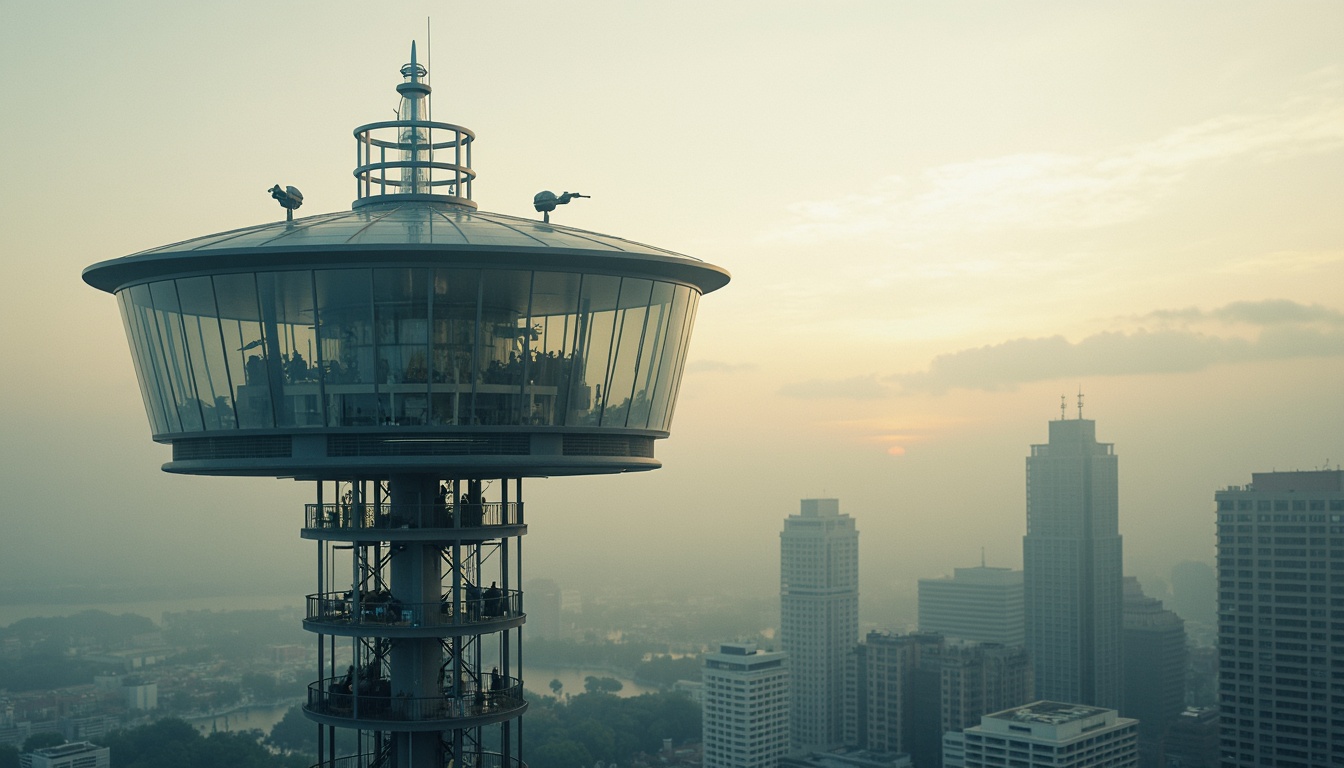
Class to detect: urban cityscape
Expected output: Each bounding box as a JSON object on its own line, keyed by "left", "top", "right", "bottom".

{"left": 2, "top": 4, "right": 1342, "bottom": 768}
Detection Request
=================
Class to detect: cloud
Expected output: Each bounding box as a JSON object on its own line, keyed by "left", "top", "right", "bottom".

{"left": 762, "top": 70, "right": 1344, "bottom": 247}
{"left": 1213, "top": 300, "right": 1344, "bottom": 327}
{"left": 894, "top": 325, "right": 1344, "bottom": 394}
{"left": 773, "top": 300, "right": 1344, "bottom": 399}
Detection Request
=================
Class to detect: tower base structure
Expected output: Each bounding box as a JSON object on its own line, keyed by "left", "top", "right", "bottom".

{"left": 302, "top": 474, "right": 525, "bottom": 768}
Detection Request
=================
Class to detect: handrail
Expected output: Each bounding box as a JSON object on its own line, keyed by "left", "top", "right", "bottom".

{"left": 305, "top": 590, "right": 522, "bottom": 628}
{"left": 307, "top": 676, "right": 525, "bottom": 722}
{"left": 304, "top": 502, "right": 523, "bottom": 531}
{"left": 307, "top": 750, "right": 524, "bottom": 768}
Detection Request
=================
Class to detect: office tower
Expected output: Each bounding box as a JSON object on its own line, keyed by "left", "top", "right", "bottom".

{"left": 702, "top": 643, "right": 791, "bottom": 768}
{"left": 844, "top": 631, "right": 935, "bottom": 755}
{"left": 1023, "top": 415, "right": 1122, "bottom": 708}
{"left": 847, "top": 632, "right": 1033, "bottom": 768}
{"left": 960, "top": 701, "right": 1137, "bottom": 768}
{"left": 82, "top": 43, "right": 728, "bottom": 768}
{"left": 919, "top": 566, "right": 1025, "bottom": 646}
{"left": 1213, "top": 470, "right": 1344, "bottom": 768}
{"left": 1119, "top": 576, "right": 1186, "bottom": 766}
{"left": 781, "top": 499, "right": 859, "bottom": 750}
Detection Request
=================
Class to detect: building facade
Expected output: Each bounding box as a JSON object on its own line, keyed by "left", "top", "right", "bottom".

{"left": 919, "top": 567, "right": 1025, "bottom": 647}
{"left": 960, "top": 701, "right": 1137, "bottom": 768}
{"left": 1023, "top": 417, "right": 1122, "bottom": 708}
{"left": 845, "top": 632, "right": 1033, "bottom": 768}
{"left": 1119, "top": 576, "right": 1186, "bottom": 767}
{"left": 781, "top": 499, "right": 859, "bottom": 750}
{"left": 19, "top": 741, "right": 109, "bottom": 768}
{"left": 702, "top": 643, "right": 791, "bottom": 768}
{"left": 1213, "top": 470, "right": 1344, "bottom": 768}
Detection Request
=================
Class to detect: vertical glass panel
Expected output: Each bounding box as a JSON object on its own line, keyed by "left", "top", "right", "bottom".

{"left": 374, "top": 268, "right": 430, "bottom": 425}
{"left": 648, "top": 285, "right": 695, "bottom": 431}
{"left": 315, "top": 269, "right": 375, "bottom": 426}
{"left": 213, "top": 272, "right": 275, "bottom": 429}
{"left": 599, "top": 278, "right": 653, "bottom": 428}
{"left": 129, "top": 284, "right": 176, "bottom": 433}
{"left": 565, "top": 274, "right": 621, "bottom": 426}
{"left": 525, "top": 271, "right": 582, "bottom": 427}
{"left": 176, "top": 276, "right": 237, "bottom": 430}
{"left": 662, "top": 290, "right": 700, "bottom": 429}
{"left": 475, "top": 269, "right": 532, "bottom": 425}
{"left": 429, "top": 269, "right": 480, "bottom": 426}
{"left": 149, "top": 280, "right": 204, "bottom": 432}
{"left": 627, "top": 281, "right": 676, "bottom": 429}
{"left": 127, "top": 283, "right": 180, "bottom": 433}
{"left": 117, "top": 290, "right": 165, "bottom": 434}
{"left": 270, "top": 271, "right": 321, "bottom": 427}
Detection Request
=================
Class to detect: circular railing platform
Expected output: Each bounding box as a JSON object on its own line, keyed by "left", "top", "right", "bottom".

{"left": 301, "top": 502, "right": 525, "bottom": 542}
{"left": 309, "top": 750, "right": 524, "bottom": 768}
{"left": 305, "top": 677, "right": 526, "bottom": 731}
{"left": 303, "top": 591, "right": 523, "bottom": 637}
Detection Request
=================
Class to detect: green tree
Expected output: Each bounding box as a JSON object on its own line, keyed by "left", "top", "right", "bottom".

{"left": 548, "top": 678, "right": 563, "bottom": 697}
{"left": 583, "top": 675, "right": 623, "bottom": 695}
{"left": 0, "top": 743, "right": 20, "bottom": 768}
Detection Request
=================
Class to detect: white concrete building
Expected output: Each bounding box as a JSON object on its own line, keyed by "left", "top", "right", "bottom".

{"left": 960, "top": 701, "right": 1136, "bottom": 768}
{"left": 918, "top": 566, "right": 1024, "bottom": 647}
{"left": 781, "top": 498, "right": 859, "bottom": 751}
{"left": 20, "top": 741, "right": 110, "bottom": 768}
{"left": 1214, "top": 470, "right": 1344, "bottom": 768}
{"left": 1023, "top": 418, "right": 1122, "bottom": 709}
{"left": 702, "top": 643, "right": 790, "bottom": 768}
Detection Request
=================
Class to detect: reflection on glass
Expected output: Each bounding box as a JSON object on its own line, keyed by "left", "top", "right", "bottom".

{"left": 116, "top": 268, "right": 701, "bottom": 435}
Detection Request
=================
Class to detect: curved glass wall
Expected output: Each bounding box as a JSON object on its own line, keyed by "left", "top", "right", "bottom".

{"left": 116, "top": 268, "right": 700, "bottom": 435}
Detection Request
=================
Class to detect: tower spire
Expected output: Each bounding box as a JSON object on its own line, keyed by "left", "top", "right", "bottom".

{"left": 1077, "top": 387, "right": 1085, "bottom": 420}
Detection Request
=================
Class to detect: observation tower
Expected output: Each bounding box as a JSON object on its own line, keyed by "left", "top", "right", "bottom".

{"left": 83, "top": 44, "right": 728, "bottom": 768}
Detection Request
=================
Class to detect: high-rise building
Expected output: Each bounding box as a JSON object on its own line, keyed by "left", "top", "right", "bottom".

{"left": 1023, "top": 416, "right": 1122, "bottom": 708}
{"left": 781, "top": 498, "right": 859, "bottom": 750}
{"left": 845, "top": 632, "right": 1033, "bottom": 768}
{"left": 1213, "top": 470, "right": 1344, "bottom": 768}
{"left": 702, "top": 643, "right": 791, "bottom": 768}
{"left": 959, "top": 701, "right": 1137, "bottom": 768}
{"left": 81, "top": 43, "right": 728, "bottom": 768}
{"left": 1119, "top": 576, "right": 1186, "bottom": 767}
{"left": 919, "top": 566, "right": 1025, "bottom": 647}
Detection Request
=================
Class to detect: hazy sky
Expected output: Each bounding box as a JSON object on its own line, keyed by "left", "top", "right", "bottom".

{"left": 1, "top": 2, "right": 1340, "bottom": 618}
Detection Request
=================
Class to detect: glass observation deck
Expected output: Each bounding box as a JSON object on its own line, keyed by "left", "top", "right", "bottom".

{"left": 114, "top": 266, "right": 699, "bottom": 435}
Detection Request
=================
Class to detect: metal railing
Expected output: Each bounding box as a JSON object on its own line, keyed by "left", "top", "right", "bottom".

{"left": 305, "top": 590, "right": 522, "bottom": 628}
{"left": 304, "top": 502, "right": 523, "bottom": 531}
{"left": 307, "top": 751, "right": 524, "bottom": 768}
{"left": 306, "top": 676, "right": 525, "bottom": 723}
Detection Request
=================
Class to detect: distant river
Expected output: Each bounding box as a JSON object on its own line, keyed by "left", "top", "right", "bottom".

{"left": 187, "top": 700, "right": 300, "bottom": 736}
{"left": 0, "top": 594, "right": 300, "bottom": 627}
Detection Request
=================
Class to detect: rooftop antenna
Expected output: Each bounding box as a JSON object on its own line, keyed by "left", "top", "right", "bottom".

{"left": 1077, "top": 387, "right": 1085, "bottom": 420}
{"left": 1060, "top": 395, "right": 1066, "bottom": 421}
{"left": 533, "top": 190, "right": 590, "bottom": 223}
{"left": 426, "top": 18, "right": 432, "bottom": 122}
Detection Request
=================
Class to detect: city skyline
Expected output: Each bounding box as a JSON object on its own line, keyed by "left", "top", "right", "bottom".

{"left": 1, "top": 2, "right": 1342, "bottom": 613}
